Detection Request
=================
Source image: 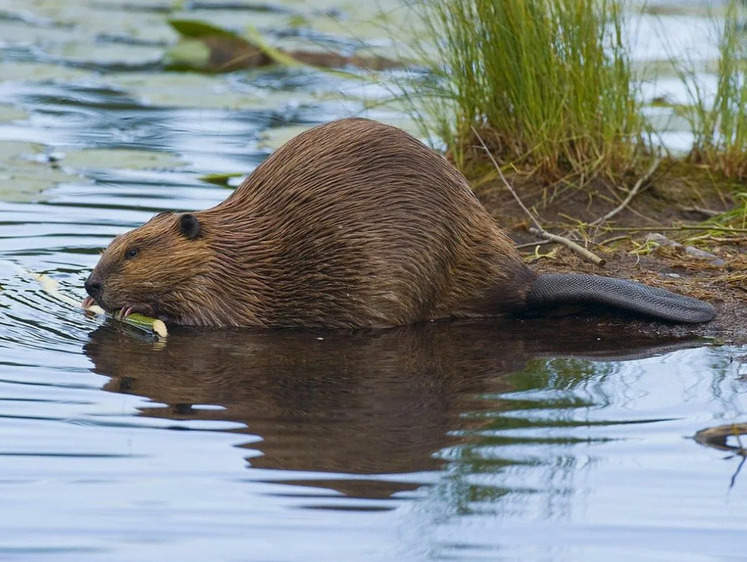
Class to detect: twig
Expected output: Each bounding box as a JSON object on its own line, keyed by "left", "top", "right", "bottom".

{"left": 679, "top": 206, "right": 723, "bottom": 217}
{"left": 472, "top": 128, "right": 605, "bottom": 266}
{"left": 515, "top": 239, "right": 552, "bottom": 250}
{"left": 596, "top": 234, "right": 631, "bottom": 247}
{"left": 528, "top": 227, "right": 606, "bottom": 266}
{"left": 601, "top": 225, "right": 747, "bottom": 233}
{"left": 10, "top": 264, "right": 168, "bottom": 338}
{"left": 707, "top": 237, "right": 747, "bottom": 244}
{"left": 590, "top": 157, "right": 662, "bottom": 227}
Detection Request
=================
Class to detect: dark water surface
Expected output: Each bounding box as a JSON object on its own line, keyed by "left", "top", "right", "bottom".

{"left": 0, "top": 1, "right": 745, "bottom": 561}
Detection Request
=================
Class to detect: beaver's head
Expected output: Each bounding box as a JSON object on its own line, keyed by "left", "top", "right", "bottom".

{"left": 84, "top": 212, "right": 212, "bottom": 322}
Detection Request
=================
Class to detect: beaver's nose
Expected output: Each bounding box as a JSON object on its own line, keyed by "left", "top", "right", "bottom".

{"left": 84, "top": 274, "right": 102, "bottom": 299}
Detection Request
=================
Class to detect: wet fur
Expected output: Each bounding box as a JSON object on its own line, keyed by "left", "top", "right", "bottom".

{"left": 86, "top": 118, "right": 707, "bottom": 328}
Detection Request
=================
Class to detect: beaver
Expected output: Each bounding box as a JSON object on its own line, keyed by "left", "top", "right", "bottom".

{"left": 83, "top": 118, "right": 715, "bottom": 328}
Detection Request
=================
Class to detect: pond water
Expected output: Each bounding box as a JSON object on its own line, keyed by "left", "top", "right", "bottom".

{"left": 0, "top": 1, "right": 745, "bottom": 561}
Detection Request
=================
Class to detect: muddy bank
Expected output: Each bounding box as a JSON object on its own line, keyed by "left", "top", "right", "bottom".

{"left": 474, "top": 170, "right": 746, "bottom": 343}
{"left": 524, "top": 247, "right": 746, "bottom": 343}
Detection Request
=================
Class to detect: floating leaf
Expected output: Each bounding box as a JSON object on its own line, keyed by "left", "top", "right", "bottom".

{"left": 167, "top": 18, "right": 389, "bottom": 75}
{"left": 169, "top": 19, "right": 243, "bottom": 40}
{"left": 164, "top": 39, "right": 211, "bottom": 70}
{"left": 199, "top": 172, "right": 244, "bottom": 187}
{"left": 167, "top": 18, "right": 268, "bottom": 72}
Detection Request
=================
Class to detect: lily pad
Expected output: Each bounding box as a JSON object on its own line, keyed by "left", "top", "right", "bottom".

{"left": 0, "top": 20, "right": 76, "bottom": 47}
{"left": 0, "top": 104, "right": 28, "bottom": 122}
{"left": 0, "top": 141, "right": 85, "bottom": 203}
{"left": 49, "top": 42, "right": 164, "bottom": 68}
{"left": 28, "top": 0, "right": 175, "bottom": 44}
{"left": 62, "top": 148, "right": 186, "bottom": 170}
{"left": 257, "top": 124, "right": 312, "bottom": 151}
{"left": 113, "top": 70, "right": 313, "bottom": 109}
{"left": 0, "top": 61, "right": 93, "bottom": 83}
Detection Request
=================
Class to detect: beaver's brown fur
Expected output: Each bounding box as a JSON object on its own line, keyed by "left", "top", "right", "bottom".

{"left": 84, "top": 118, "right": 714, "bottom": 328}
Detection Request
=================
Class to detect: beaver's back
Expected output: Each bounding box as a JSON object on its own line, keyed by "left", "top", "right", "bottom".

{"left": 200, "top": 118, "right": 533, "bottom": 328}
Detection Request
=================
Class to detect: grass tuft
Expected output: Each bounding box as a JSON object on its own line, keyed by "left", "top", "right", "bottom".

{"left": 675, "top": 0, "right": 747, "bottom": 179}
{"left": 411, "top": 0, "right": 647, "bottom": 182}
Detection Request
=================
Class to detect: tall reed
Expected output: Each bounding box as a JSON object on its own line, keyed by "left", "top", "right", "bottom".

{"left": 413, "top": 0, "right": 646, "bottom": 181}
{"left": 677, "top": 0, "right": 747, "bottom": 179}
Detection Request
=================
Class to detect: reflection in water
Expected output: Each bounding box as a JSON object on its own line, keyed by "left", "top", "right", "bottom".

{"left": 84, "top": 318, "right": 699, "bottom": 501}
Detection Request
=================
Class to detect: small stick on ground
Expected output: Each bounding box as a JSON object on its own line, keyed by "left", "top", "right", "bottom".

{"left": 602, "top": 225, "right": 747, "bottom": 233}
{"left": 527, "top": 227, "right": 605, "bottom": 266}
{"left": 679, "top": 206, "right": 722, "bottom": 217}
{"left": 473, "top": 128, "right": 605, "bottom": 266}
{"left": 515, "top": 239, "right": 552, "bottom": 250}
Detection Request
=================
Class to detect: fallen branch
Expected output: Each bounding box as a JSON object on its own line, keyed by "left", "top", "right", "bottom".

{"left": 473, "top": 129, "right": 605, "bottom": 266}
{"left": 528, "top": 227, "right": 605, "bottom": 266}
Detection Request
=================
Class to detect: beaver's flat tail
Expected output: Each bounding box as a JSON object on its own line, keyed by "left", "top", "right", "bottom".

{"left": 526, "top": 273, "right": 715, "bottom": 323}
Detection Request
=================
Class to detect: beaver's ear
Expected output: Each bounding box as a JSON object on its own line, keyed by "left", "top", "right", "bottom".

{"left": 179, "top": 213, "right": 201, "bottom": 240}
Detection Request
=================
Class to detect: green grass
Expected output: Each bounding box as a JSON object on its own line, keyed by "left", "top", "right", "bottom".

{"left": 411, "top": 0, "right": 647, "bottom": 182}
{"left": 675, "top": 0, "right": 747, "bottom": 179}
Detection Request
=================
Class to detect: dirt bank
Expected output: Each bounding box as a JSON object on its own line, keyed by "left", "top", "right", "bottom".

{"left": 475, "top": 166, "right": 747, "bottom": 343}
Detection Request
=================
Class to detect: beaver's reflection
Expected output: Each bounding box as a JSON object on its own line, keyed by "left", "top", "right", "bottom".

{"left": 84, "top": 318, "right": 695, "bottom": 499}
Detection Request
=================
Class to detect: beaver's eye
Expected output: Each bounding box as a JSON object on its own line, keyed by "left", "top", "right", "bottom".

{"left": 126, "top": 248, "right": 139, "bottom": 259}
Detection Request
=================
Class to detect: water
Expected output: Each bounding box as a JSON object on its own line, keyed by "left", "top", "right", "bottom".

{"left": 0, "top": 1, "right": 745, "bottom": 560}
